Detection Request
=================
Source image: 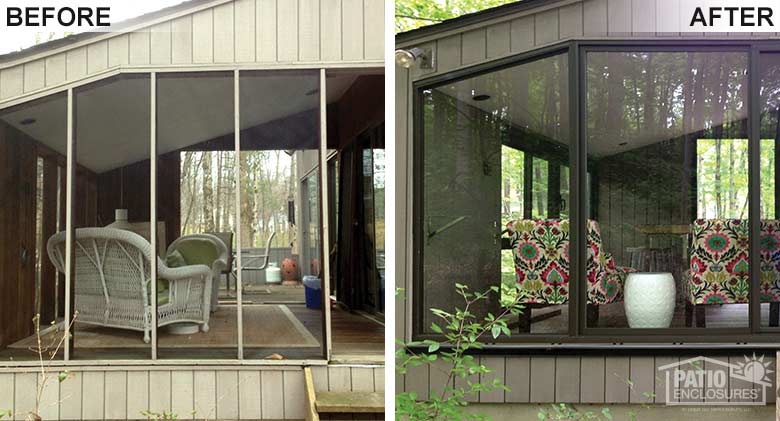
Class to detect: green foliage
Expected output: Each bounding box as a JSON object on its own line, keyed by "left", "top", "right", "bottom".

{"left": 0, "top": 409, "right": 11, "bottom": 419}
{"left": 395, "top": 0, "right": 517, "bottom": 33}
{"left": 141, "top": 410, "right": 180, "bottom": 420}
{"left": 396, "top": 283, "right": 525, "bottom": 420}
{"left": 537, "top": 404, "right": 613, "bottom": 420}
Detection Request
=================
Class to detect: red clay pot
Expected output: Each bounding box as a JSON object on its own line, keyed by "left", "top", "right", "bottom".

{"left": 281, "top": 258, "right": 298, "bottom": 281}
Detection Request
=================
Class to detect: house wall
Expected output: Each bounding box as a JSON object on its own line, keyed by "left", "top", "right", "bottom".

{"left": 0, "top": 121, "right": 98, "bottom": 348}
{"left": 396, "top": 0, "right": 780, "bottom": 404}
{"left": 96, "top": 152, "right": 181, "bottom": 249}
{"left": 0, "top": 364, "right": 384, "bottom": 420}
{"left": 397, "top": 354, "right": 777, "bottom": 406}
{"left": 0, "top": 121, "right": 39, "bottom": 349}
{"left": 466, "top": 403, "right": 775, "bottom": 420}
{"left": 335, "top": 75, "right": 385, "bottom": 149}
{"left": 0, "top": 0, "right": 385, "bottom": 106}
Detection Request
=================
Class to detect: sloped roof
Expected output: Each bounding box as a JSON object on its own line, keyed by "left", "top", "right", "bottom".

{"left": 0, "top": 0, "right": 222, "bottom": 63}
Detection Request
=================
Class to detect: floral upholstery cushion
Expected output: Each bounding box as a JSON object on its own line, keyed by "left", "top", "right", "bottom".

{"left": 689, "top": 219, "right": 780, "bottom": 304}
{"left": 506, "top": 219, "right": 633, "bottom": 306}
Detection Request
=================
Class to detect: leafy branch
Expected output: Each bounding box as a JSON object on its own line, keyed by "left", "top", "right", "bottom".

{"left": 396, "top": 283, "right": 525, "bottom": 420}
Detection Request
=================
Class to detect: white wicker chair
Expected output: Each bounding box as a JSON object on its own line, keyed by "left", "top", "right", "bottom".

{"left": 47, "top": 228, "right": 213, "bottom": 343}
{"left": 166, "top": 233, "right": 228, "bottom": 313}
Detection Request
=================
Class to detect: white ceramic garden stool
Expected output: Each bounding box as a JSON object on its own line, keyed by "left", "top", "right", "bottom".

{"left": 623, "top": 272, "right": 676, "bottom": 328}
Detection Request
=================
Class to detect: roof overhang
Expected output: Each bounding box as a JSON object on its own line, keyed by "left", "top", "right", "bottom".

{"left": 396, "top": 0, "right": 560, "bottom": 47}
{"left": 0, "top": 0, "right": 232, "bottom": 68}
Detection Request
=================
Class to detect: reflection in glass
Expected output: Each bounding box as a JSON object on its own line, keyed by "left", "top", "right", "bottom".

{"left": 421, "top": 53, "right": 570, "bottom": 335}
{"left": 586, "top": 51, "right": 749, "bottom": 329}
{"left": 0, "top": 93, "right": 67, "bottom": 360}
{"left": 759, "top": 53, "right": 780, "bottom": 328}
{"left": 365, "top": 148, "right": 385, "bottom": 313}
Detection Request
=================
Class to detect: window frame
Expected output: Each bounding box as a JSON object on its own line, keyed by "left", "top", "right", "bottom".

{"left": 411, "top": 39, "right": 780, "bottom": 347}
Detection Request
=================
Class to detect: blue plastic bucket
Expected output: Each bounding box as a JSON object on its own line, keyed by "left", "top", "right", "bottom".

{"left": 303, "top": 276, "right": 322, "bottom": 309}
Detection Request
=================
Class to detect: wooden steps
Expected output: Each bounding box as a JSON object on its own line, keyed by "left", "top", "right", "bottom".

{"left": 304, "top": 367, "right": 384, "bottom": 421}
{"left": 315, "top": 391, "right": 384, "bottom": 413}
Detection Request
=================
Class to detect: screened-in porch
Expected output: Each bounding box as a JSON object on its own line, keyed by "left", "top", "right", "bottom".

{"left": 0, "top": 68, "right": 384, "bottom": 361}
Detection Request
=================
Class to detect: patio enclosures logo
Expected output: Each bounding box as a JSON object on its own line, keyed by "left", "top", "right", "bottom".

{"left": 657, "top": 355, "right": 774, "bottom": 405}
{"left": 1, "top": 1, "right": 112, "bottom": 31}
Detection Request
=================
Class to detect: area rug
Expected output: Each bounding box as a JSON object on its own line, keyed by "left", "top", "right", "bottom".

{"left": 10, "top": 305, "right": 320, "bottom": 349}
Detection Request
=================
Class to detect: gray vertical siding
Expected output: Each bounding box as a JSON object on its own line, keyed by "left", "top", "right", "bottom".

{"left": 396, "top": 0, "right": 780, "bottom": 80}
{"left": 0, "top": 365, "right": 383, "bottom": 420}
{"left": 0, "top": 0, "right": 385, "bottom": 105}
{"left": 398, "top": 354, "right": 777, "bottom": 406}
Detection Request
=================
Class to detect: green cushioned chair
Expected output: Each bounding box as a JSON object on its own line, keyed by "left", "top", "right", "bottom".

{"left": 166, "top": 234, "right": 228, "bottom": 312}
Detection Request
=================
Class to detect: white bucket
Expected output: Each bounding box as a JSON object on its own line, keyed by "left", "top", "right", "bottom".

{"left": 266, "top": 263, "right": 282, "bottom": 284}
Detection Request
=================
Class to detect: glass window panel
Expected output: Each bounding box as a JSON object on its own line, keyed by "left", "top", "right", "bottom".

{"left": 372, "top": 148, "right": 386, "bottom": 313}
{"left": 586, "top": 51, "right": 749, "bottom": 329}
{"left": 759, "top": 53, "right": 780, "bottom": 328}
{"left": 421, "top": 52, "right": 569, "bottom": 335}
{"left": 239, "top": 70, "right": 324, "bottom": 359}
{"left": 327, "top": 72, "right": 385, "bottom": 355}
{"left": 0, "top": 93, "right": 67, "bottom": 360}
{"left": 156, "top": 72, "right": 236, "bottom": 359}
{"left": 532, "top": 157, "right": 549, "bottom": 219}
{"left": 73, "top": 74, "right": 152, "bottom": 358}
{"left": 327, "top": 154, "right": 338, "bottom": 307}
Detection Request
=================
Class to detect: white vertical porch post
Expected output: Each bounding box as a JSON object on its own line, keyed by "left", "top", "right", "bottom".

{"left": 235, "top": 69, "right": 244, "bottom": 360}
{"left": 319, "top": 68, "right": 332, "bottom": 359}
{"left": 150, "top": 72, "right": 158, "bottom": 359}
{"left": 64, "top": 88, "right": 73, "bottom": 361}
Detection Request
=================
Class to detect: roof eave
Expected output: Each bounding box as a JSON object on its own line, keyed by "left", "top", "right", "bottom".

{"left": 0, "top": 0, "right": 231, "bottom": 66}
{"left": 396, "top": 0, "right": 556, "bottom": 46}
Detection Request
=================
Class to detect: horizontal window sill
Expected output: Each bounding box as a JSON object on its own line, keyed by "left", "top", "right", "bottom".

{"left": 406, "top": 341, "right": 780, "bottom": 355}
{"left": 0, "top": 358, "right": 333, "bottom": 370}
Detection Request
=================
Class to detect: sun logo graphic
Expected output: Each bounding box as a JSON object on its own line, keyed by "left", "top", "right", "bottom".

{"left": 657, "top": 354, "right": 774, "bottom": 405}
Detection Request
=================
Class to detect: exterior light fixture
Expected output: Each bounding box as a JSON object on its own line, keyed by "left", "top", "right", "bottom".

{"left": 20, "top": 118, "right": 36, "bottom": 125}
{"left": 472, "top": 94, "right": 491, "bottom": 101}
{"left": 395, "top": 47, "right": 432, "bottom": 69}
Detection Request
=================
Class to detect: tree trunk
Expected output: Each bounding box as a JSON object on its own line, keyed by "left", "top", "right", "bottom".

{"left": 728, "top": 141, "right": 736, "bottom": 216}
{"left": 643, "top": 55, "right": 655, "bottom": 136}
{"left": 606, "top": 52, "right": 627, "bottom": 140}
{"left": 202, "top": 151, "right": 214, "bottom": 232}
{"left": 215, "top": 151, "right": 223, "bottom": 231}
{"left": 715, "top": 139, "right": 722, "bottom": 218}
{"left": 240, "top": 153, "right": 256, "bottom": 249}
{"left": 503, "top": 177, "right": 511, "bottom": 214}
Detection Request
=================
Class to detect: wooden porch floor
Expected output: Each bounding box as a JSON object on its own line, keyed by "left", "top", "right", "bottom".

{"left": 0, "top": 304, "right": 383, "bottom": 362}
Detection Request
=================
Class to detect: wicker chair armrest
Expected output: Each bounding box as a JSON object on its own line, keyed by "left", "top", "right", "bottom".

{"left": 158, "top": 262, "right": 212, "bottom": 281}
{"left": 211, "top": 258, "right": 228, "bottom": 274}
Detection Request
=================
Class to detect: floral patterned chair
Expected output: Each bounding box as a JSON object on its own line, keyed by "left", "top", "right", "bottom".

{"left": 686, "top": 219, "right": 780, "bottom": 327}
{"left": 506, "top": 219, "right": 634, "bottom": 330}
